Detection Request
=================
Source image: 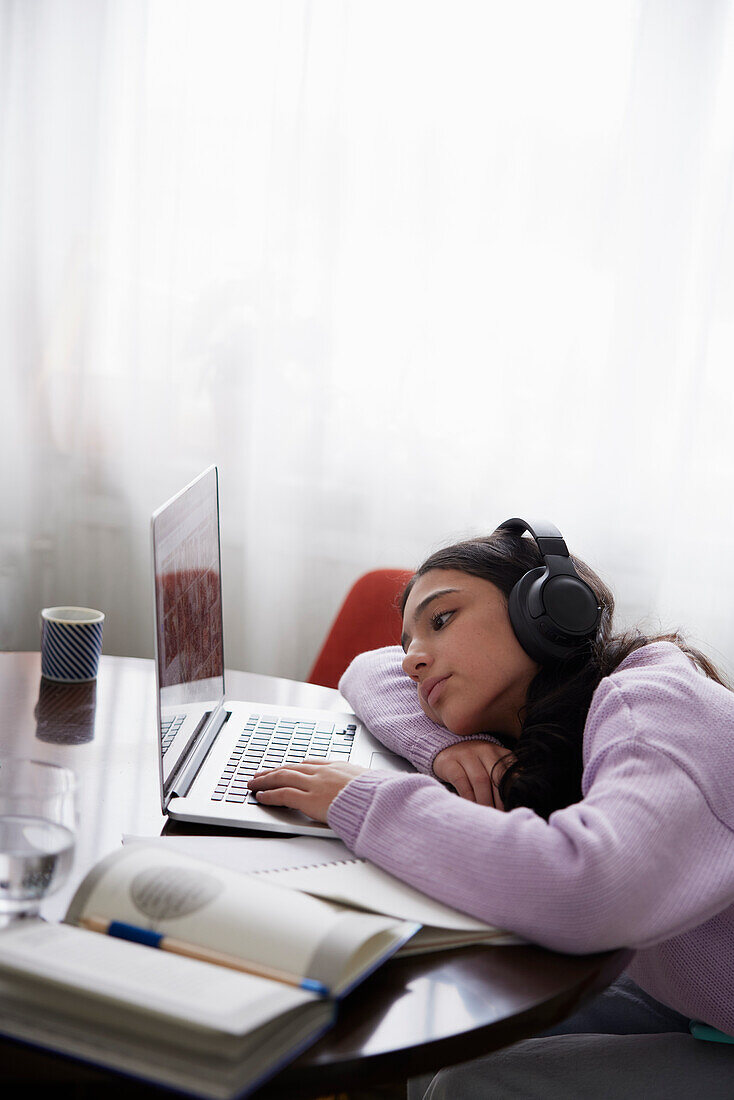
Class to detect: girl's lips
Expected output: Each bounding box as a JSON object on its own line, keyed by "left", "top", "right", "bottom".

{"left": 420, "top": 675, "right": 450, "bottom": 709}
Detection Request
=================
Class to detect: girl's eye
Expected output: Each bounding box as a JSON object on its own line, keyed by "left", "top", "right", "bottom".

{"left": 430, "top": 609, "right": 454, "bottom": 632}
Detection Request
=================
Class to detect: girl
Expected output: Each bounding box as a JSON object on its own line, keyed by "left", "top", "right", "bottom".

{"left": 249, "top": 523, "right": 734, "bottom": 1097}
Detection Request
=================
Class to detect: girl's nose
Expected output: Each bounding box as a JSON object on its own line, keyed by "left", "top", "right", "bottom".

{"left": 402, "top": 641, "right": 432, "bottom": 681}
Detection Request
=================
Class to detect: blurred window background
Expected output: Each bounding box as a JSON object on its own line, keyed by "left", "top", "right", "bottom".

{"left": 2, "top": 0, "right": 733, "bottom": 680}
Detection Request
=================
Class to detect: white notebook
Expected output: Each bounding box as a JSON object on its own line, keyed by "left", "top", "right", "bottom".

{"left": 252, "top": 855, "right": 524, "bottom": 953}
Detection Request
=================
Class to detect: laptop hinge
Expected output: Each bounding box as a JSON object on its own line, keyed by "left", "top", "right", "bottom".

{"left": 168, "top": 707, "right": 231, "bottom": 801}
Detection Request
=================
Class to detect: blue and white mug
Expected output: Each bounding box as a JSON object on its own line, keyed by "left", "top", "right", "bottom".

{"left": 40, "top": 607, "right": 105, "bottom": 683}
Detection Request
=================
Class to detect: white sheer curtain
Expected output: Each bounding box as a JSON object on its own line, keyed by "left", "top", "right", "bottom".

{"left": 2, "top": 0, "right": 733, "bottom": 680}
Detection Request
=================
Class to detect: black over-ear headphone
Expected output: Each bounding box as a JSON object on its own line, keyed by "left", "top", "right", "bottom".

{"left": 497, "top": 518, "right": 601, "bottom": 664}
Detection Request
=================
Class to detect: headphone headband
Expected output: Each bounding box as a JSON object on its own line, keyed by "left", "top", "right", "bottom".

{"left": 496, "top": 517, "right": 601, "bottom": 664}
{"left": 498, "top": 518, "right": 569, "bottom": 560}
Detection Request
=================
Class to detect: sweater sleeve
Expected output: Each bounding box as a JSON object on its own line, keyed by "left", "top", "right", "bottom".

{"left": 328, "top": 677, "right": 734, "bottom": 956}
{"left": 338, "top": 646, "right": 502, "bottom": 776}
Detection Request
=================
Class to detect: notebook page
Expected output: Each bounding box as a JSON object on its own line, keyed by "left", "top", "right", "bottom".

{"left": 122, "top": 833, "right": 351, "bottom": 873}
{"left": 257, "top": 858, "right": 507, "bottom": 933}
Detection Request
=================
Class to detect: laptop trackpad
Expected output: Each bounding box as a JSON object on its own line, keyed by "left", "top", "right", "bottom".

{"left": 370, "top": 751, "right": 415, "bottom": 773}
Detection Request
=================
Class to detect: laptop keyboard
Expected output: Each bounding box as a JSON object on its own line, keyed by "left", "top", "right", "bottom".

{"left": 212, "top": 714, "right": 357, "bottom": 804}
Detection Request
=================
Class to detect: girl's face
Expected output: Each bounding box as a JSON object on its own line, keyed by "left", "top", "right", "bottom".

{"left": 401, "top": 568, "right": 539, "bottom": 738}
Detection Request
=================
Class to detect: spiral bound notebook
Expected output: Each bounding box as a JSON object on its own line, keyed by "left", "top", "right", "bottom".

{"left": 253, "top": 856, "right": 524, "bottom": 953}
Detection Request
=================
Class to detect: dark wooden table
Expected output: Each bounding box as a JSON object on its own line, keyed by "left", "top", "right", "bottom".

{"left": 0, "top": 652, "right": 632, "bottom": 1098}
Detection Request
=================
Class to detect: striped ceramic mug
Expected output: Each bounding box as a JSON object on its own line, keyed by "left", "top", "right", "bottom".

{"left": 40, "top": 607, "right": 105, "bottom": 683}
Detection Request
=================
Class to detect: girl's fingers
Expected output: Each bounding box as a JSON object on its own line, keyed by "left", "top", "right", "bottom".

{"left": 250, "top": 758, "right": 333, "bottom": 780}
{"left": 441, "top": 762, "right": 476, "bottom": 802}
{"left": 464, "top": 766, "right": 493, "bottom": 806}
{"left": 444, "top": 753, "right": 499, "bottom": 806}
{"left": 247, "top": 761, "right": 363, "bottom": 825}
{"left": 253, "top": 786, "right": 317, "bottom": 816}
{"left": 249, "top": 767, "right": 319, "bottom": 790}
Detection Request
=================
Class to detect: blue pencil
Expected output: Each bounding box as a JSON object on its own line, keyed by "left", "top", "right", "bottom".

{"left": 80, "top": 915, "right": 329, "bottom": 996}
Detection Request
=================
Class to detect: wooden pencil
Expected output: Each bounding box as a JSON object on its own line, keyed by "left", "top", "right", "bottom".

{"left": 79, "top": 915, "right": 329, "bottom": 995}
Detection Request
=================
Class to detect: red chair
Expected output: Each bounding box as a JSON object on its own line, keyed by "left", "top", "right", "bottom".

{"left": 307, "top": 568, "right": 414, "bottom": 689}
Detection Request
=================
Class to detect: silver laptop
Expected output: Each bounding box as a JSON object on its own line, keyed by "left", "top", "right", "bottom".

{"left": 151, "top": 466, "right": 414, "bottom": 837}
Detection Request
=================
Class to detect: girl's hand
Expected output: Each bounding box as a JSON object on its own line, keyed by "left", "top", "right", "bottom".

{"left": 247, "top": 760, "right": 367, "bottom": 823}
{"left": 433, "top": 741, "right": 515, "bottom": 808}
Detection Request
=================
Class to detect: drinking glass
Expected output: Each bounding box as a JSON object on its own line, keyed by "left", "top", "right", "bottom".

{"left": 0, "top": 759, "right": 77, "bottom": 927}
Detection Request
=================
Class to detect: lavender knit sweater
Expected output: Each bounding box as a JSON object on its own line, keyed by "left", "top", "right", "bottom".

{"left": 328, "top": 641, "right": 734, "bottom": 1035}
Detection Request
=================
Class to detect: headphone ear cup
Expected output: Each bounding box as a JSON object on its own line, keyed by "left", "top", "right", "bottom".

{"left": 507, "top": 568, "right": 553, "bottom": 664}
{"left": 508, "top": 568, "right": 595, "bottom": 664}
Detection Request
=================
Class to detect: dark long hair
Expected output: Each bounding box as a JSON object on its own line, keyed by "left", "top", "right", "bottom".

{"left": 400, "top": 530, "right": 729, "bottom": 820}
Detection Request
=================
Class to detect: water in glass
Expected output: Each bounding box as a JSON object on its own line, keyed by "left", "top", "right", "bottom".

{"left": 0, "top": 815, "right": 75, "bottom": 912}
{"left": 0, "top": 759, "right": 77, "bottom": 923}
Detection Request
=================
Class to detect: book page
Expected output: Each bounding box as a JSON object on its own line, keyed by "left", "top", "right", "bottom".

{"left": 65, "top": 844, "right": 411, "bottom": 987}
{"left": 0, "top": 919, "right": 311, "bottom": 1037}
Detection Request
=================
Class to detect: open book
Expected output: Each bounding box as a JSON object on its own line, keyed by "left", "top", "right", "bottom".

{"left": 252, "top": 855, "right": 524, "bottom": 952}
{"left": 0, "top": 844, "right": 419, "bottom": 1099}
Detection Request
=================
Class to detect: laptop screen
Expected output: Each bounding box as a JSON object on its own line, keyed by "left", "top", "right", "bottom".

{"left": 151, "top": 466, "right": 225, "bottom": 794}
